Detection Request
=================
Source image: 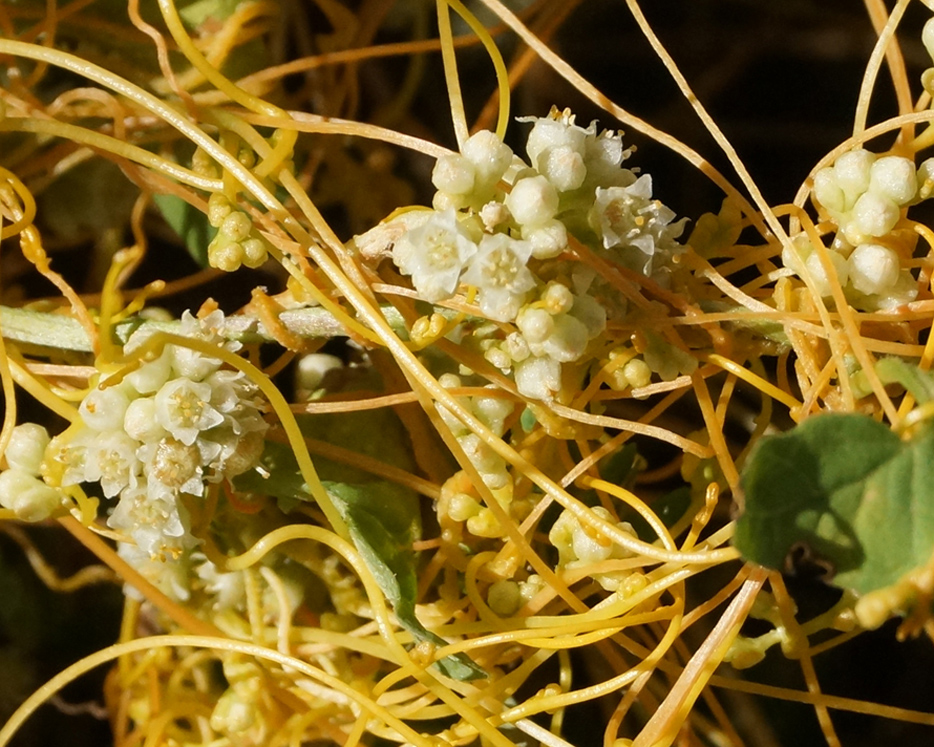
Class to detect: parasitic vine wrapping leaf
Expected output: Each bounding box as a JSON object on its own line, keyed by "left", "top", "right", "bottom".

{"left": 234, "top": 439, "right": 485, "bottom": 680}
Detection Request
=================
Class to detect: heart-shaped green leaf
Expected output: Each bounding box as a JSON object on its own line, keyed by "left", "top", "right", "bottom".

{"left": 735, "top": 413, "right": 934, "bottom": 595}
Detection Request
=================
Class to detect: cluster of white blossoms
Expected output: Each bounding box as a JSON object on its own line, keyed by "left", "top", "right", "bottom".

{"left": 50, "top": 311, "right": 268, "bottom": 559}
{"left": 548, "top": 507, "right": 642, "bottom": 593}
{"left": 387, "top": 109, "right": 686, "bottom": 401}
{"left": 789, "top": 148, "right": 928, "bottom": 309}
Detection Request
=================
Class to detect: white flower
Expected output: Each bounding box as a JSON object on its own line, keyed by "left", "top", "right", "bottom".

{"left": 590, "top": 175, "right": 685, "bottom": 274}
{"left": 83, "top": 430, "right": 140, "bottom": 498}
{"left": 117, "top": 541, "right": 191, "bottom": 601}
{"left": 524, "top": 110, "right": 632, "bottom": 191}
{"left": 526, "top": 114, "right": 588, "bottom": 172}
{"left": 155, "top": 378, "right": 224, "bottom": 445}
{"left": 141, "top": 437, "right": 204, "bottom": 496}
{"left": 206, "top": 370, "right": 265, "bottom": 432}
{"left": 195, "top": 557, "right": 246, "bottom": 611}
{"left": 461, "top": 234, "right": 535, "bottom": 321}
{"left": 109, "top": 480, "right": 194, "bottom": 558}
{"left": 392, "top": 209, "right": 478, "bottom": 302}
{"left": 584, "top": 129, "right": 631, "bottom": 186}
{"left": 168, "top": 310, "right": 235, "bottom": 381}
{"left": 51, "top": 432, "right": 88, "bottom": 489}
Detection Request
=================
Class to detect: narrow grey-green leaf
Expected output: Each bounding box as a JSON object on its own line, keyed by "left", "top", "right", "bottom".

{"left": 153, "top": 193, "right": 215, "bottom": 268}
{"left": 876, "top": 357, "right": 934, "bottom": 405}
{"left": 325, "top": 482, "right": 485, "bottom": 681}
{"left": 735, "top": 413, "right": 934, "bottom": 595}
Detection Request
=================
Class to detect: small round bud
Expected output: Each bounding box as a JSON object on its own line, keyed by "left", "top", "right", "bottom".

{"left": 124, "top": 397, "right": 167, "bottom": 442}
{"left": 447, "top": 492, "right": 481, "bottom": 522}
{"left": 833, "top": 149, "right": 874, "bottom": 202}
{"left": 539, "top": 145, "right": 587, "bottom": 191}
{"left": 4, "top": 423, "right": 50, "bottom": 475}
{"left": 505, "top": 175, "right": 559, "bottom": 226}
{"left": 848, "top": 191, "right": 899, "bottom": 240}
{"left": 295, "top": 354, "right": 343, "bottom": 396}
{"left": 514, "top": 355, "right": 561, "bottom": 401}
{"left": 541, "top": 283, "right": 574, "bottom": 315}
{"left": 526, "top": 117, "right": 586, "bottom": 168}
{"left": 462, "top": 130, "right": 513, "bottom": 185}
{"left": 812, "top": 167, "right": 845, "bottom": 213}
{"left": 125, "top": 350, "right": 172, "bottom": 395}
{"left": 516, "top": 307, "right": 555, "bottom": 345}
{"left": 208, "top": 238, "right": 244, "bottom": 272}
{"left": 431, "top": 153, "right": 476, "bottom": 195}
{"left": 924, "top": 17, "right": 934, "bottom": 62}
{"left": 623, "top": 358, "right": 652, "bottom": 389}
{"left": 80, "top": 386, "right": 131, "bottom": 432}
{"left": 0, "top": 469, "right": 61, "bottom": 521}
{"left": 220, "top": 212, "right": 252, "bottom": 242}
{"left": 240, "top": 238, "right": 268, "bottom": 268}
{"left": 804, "top": 250, "right": 849, "bottom": 297}
{"left": 524, "top": 219, "right": 568, "bottom": 259}
{"left": 869, "top": 156, "right": 917, "bottom": 205}
{"left": 847, "top": 243, "right": 900, "bottom": 295}
{"left": 207, "top": 193, "right": 233, "bottom": 228}
{"left": 487, "top": 579, "right": 522, "bottom": 617}
{"left": 543, "top": 314, "right": 589, "bottom": 363}
{"left": 918, "top": 158, "right": 934, "bottom": 199}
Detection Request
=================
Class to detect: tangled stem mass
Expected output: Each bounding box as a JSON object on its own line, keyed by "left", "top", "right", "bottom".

{"left": 2, "top": 1, "right": 934, "bottom": 747}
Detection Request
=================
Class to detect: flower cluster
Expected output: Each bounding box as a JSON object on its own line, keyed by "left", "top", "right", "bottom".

{"left": 789, "top": 148, "right": 924, "bottom": 309}
{"left": 436, "top": 468, "right": 531, "bottom": 544}
{"left": 206, "top": 193, "right": 271, "bottom": 272}
{"left": 383, "top": 109, "right": 686, "bottom": 402}
{"left": 548, "top": 507, "right": 641, "bottom": 592}
{"left": 52, "top": 310, "right": 268, "bottom": 559}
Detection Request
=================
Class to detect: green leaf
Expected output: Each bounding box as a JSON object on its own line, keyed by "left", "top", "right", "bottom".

{"left": 687, "top": 197, "right": 742, "bottom": 258}
{"left": 876, "top": 357, "right": 934, "bottom": 404}
{"left": 600, "top": 443, "right": 641, "bottom": 487}
{"left": 177, "top": 0, "right": 243, "bottom": 28}
{"left": 325, "top": 482, "right": 485, "bottom": 681}
{"left": 153, "top": 193, "right": 215, "bottom": 268}
{"left": 233, "top": 439, "right": 309, "bottom": 512}
{"left": 735, "top": 413, "right": 934, "bottom": 595}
